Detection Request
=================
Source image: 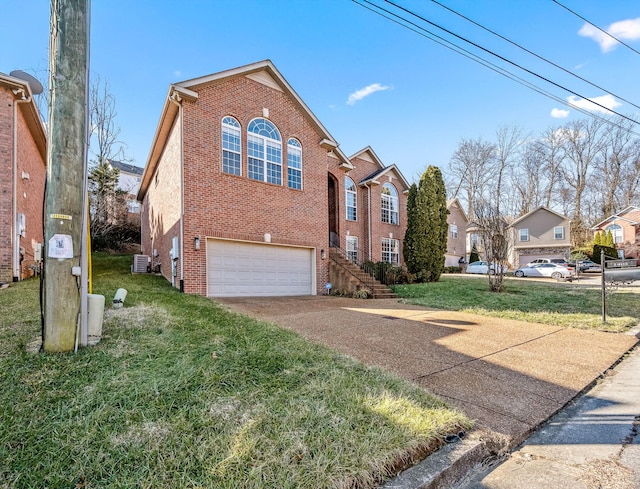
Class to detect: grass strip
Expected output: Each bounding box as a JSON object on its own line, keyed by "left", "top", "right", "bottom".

{"left": 395, "top": 275, "right": 639, "bottom": 332}
{"left": 0, "top": 253, "right": 470, "bottom": 489}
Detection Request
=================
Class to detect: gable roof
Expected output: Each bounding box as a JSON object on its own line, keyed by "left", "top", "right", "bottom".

{"left": 0, "top": 72, "right": 47, "bottom": 161}
{"left": 510, "top": 206, "right": 569, "bottom": 227}
{"left": 352, "top": 146, "right": 410, "bottom": 191}
{"left": 591, "top": 205, "right": 640, "bottom": 230}
{"left": 447, "top": 198, "right": 469, "bottom": 223}
{"left": 349, "top": 146, "right": 385, "bottom": 170}
{"left": 109, "top": 160, "right": 143, "bottom": 176}
{"left": 139, "top": 60, "right": 352, "bottom": 199}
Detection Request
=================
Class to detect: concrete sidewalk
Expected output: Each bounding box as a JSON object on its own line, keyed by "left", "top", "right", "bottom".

{"left": 459, "top": 346, "right": 640, "bottom": 488}
{"left": 217, "top": 296, "right": 639, "bottom": 487}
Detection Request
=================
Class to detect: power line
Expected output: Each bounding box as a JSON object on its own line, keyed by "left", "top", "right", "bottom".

{"left": 351, "top": 0, "right": 640, "bottom": 136}
{"left": 429, "top": 0, "right": 640, "bottom": 111}
{"left": 380, "top": 0, "right": 640, "bottom": 126}
{"left": 552, "top": 0, "right": 640, "bottom": 57}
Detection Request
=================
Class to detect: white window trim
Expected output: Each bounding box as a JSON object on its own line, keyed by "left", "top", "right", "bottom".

{"left": 519, "top": 228, "right": 529, "bottom": 242}
{"left": 381, "top": 183, "right": 399, "bottom": 225}
{"left": 346, "top": 236, "right": 358, "bottom": 262}
{"left": 345, "top": 177, "right": 357, "bottom": 221}
{"left": 382, "top": 237, "right": 400, "bottom": 265}
{"left": 450, "top": 224, "right": 458, "bottom": 239}
{"left": 287, "top": 138, "right": 302, "bottom": 190}
{"left": 606, "top": 224, "right": 623, "bottom": 244}
{"left": 554, "top": 226, "right": 564, "bottom": 240}
{"left": 248, "top": 118, "right": 282, "bottom": 185}
{"left": 222, "top": 116, "right": 242, "bottom": 176}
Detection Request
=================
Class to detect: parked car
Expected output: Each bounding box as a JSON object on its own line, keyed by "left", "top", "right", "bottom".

{"left": 569, "top": 260, "right": 602, "bottom": 273}
{"left": 466, "top": 261, "right": 507, "bottom": 275}
{"left": 525, "top": 258, "right": 568, "bottom": 267}
{"left": 514, "top": 263, "right": 574, "bottom": 279}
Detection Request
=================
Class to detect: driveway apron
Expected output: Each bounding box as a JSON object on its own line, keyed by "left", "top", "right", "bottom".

{"left": 217, "top": 296, "right": 638, "bottom": 447}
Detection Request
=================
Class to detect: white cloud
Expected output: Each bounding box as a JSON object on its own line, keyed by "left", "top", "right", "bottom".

{"left": 551, "top": 108, "right": 570, "bottom": 118}
{"left": 579, "top": 17, "right": 640, "bottom": 52}
{"left": 173, "top": 70, "right": 182, "bottom": 78}
{"left": 347, "top": 83, "right": 391, "bottom": 105}
{"left": 567, "top": 94, "right": 621, "bottom": 113}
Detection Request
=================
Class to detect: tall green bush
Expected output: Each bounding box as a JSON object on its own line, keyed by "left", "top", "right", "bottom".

{"left": 403, "top": 166, "right": 448, "bottom": 282}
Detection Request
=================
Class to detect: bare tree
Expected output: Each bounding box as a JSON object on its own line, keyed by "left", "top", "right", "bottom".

{"left": 536, "top": 127, "right": 565, "bottom": 209}
{"left": 448, "top": 138, "right": 496, "bottom": 220}
{"left": 474, "top": 200, "right": 510, "bottom": 292}
{"left": 494, "top": 124, "right": 523, "bottom": 215}
{"left": 558, "top": 118, "right": 606, "bottom": 246}
{"left": 87, "top": 76, "right": 136, "bottom": 250}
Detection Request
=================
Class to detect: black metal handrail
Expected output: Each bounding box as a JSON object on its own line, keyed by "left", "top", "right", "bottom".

{"left": 329, "top": 244, "right": 397, "bottom": 288}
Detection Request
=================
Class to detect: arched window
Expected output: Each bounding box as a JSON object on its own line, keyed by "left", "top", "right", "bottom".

{"left": 345, "top": 176, "right": 357, "bottom": 221}
{"left": 606, "top": 224, "right": 623, "bottom": 244}
{"left": 247, "top": 118, "right": 282, "bottom": 184}
{"left": 287, "top": 138, "right": 302, "bottom": 190}
{"left": 222, "top": 116, "right": 241, "bottom": 175}
{"left": 381, "top": 183, "right": 398, "bottom": 224}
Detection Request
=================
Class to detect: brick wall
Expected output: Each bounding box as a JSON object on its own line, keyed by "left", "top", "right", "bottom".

{"left": 330, "top": 152, "right": 408, "bottom": 265}
{"left": 0, "top": 85, "right": 46, "bottom": 282}
{"left": 15, "top": 98, "right": 46, "bottom": 278}
{"left": 140, "top": 114, "right": 182, "bottom": 285}
{"left": 173, "top": 73, "right": 330, "bottom": 295}
{"left": 0, "top": 87, "right": 13, "bottom": 282}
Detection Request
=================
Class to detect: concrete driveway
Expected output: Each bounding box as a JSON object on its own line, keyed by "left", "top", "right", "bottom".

{"left": 217, "top": 296, "right": 639, "bottom": 448}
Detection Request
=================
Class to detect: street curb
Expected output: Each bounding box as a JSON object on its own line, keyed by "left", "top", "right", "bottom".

{"left": 379, "top": 432, "right": 498, "bottom": 489}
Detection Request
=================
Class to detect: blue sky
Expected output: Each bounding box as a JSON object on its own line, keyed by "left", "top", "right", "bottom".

{"left": 2, "top": 0, "right": 640, "bottom": 183}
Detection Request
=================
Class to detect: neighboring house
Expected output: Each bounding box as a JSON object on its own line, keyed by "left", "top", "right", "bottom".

{"left": 445, "top": 198, "right": 467, "bottom": 266}
{"left": 108, "top": 160, "right": 143, "bottom": 214}
{"left": 0, "top": 72, "right": 47, "bottom": 283}
{"left": 591, "top": 206, "right": 640, "bottom": 259}
{"left": 510, "top": 206, "right": 571, "bottom": 267}
{"left": 137, "top": 60, "right": 409, "bottom": 297}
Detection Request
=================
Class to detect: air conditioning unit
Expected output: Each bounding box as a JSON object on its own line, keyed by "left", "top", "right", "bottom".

{"left": 132, "top": 254, "right": 150, "bottom": 273}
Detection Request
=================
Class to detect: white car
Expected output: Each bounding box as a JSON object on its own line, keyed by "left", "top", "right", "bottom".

{"left": 466, "top": 261, "right": 506, "bottom": 275}
{"left": 513, "top": 263, "right": 574, "bottom": 279}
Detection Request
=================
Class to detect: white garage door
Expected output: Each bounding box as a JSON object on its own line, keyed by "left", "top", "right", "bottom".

{"left": 207, "top": 239, "right": 314, "bottom": 297}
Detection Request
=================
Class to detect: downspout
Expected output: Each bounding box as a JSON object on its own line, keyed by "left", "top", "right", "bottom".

{"left": 168, "top": 90, "right": 185, "bottom": 292}
{"left": 364, "top": 182, "right": 372, "bottom": 260}
{"left": 12, "top": 88, "right": 31, "bottom": 281}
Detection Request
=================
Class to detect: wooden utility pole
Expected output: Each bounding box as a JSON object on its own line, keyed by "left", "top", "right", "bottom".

{"left": 43, "top": 0, "right": 90, "bottom": 352}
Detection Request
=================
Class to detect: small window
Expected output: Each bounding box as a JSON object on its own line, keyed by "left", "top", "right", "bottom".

{"left": 287, "top": 138, "right": 302, "bottom": 190}
{"left": 247, "top": 118, "right": 282, "bottom": 184}
{"left": 345, "top": 177, "right": 357, "bottom": 221}
{"left": 222, "top": 116, "right": 241, "bottom": 176}
{"left": 381, "top": 183, "right": 399, "bottom": 225}
{"left": 382, "top": 237, "right": 399, "bottom": 265}
{"left": 346, "top": 236, "right": 358, "bottom": 263}
{"left": 519, "top": 229, "right": 529, "bottom": 242}
{"left": 554, "top": 226, "right": 564, "bottom": 240}
{"left": 450, "top": 224, "right": 458, "bottom": 239}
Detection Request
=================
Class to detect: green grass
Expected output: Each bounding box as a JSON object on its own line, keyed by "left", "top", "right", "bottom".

{"left": 0, "top": 254, "right": 470, "bottom": 489}
{"left": 395, "top": 275, "right": 640, "bottom": 332}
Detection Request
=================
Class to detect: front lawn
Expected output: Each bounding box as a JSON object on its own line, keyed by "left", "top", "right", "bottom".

{"left": 0, "top": 254, "right": 469, "bottom": 489}
{"left": 395, "top": 275, "right": 639, "bottom": 332}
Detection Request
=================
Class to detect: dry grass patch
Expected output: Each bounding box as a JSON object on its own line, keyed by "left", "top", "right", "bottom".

{"left": 0, "top": 254, "right": 470, "bottom": 488}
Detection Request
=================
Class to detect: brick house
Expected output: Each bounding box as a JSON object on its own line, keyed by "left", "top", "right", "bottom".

{"left": 591, "top": 206, "right": 640, "bottom": 259}
{"left": 0, "top": 72, "right": 46, "bottom": 283}
{"left": 137, "top": 60, "right": 409, "bottom": 297}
